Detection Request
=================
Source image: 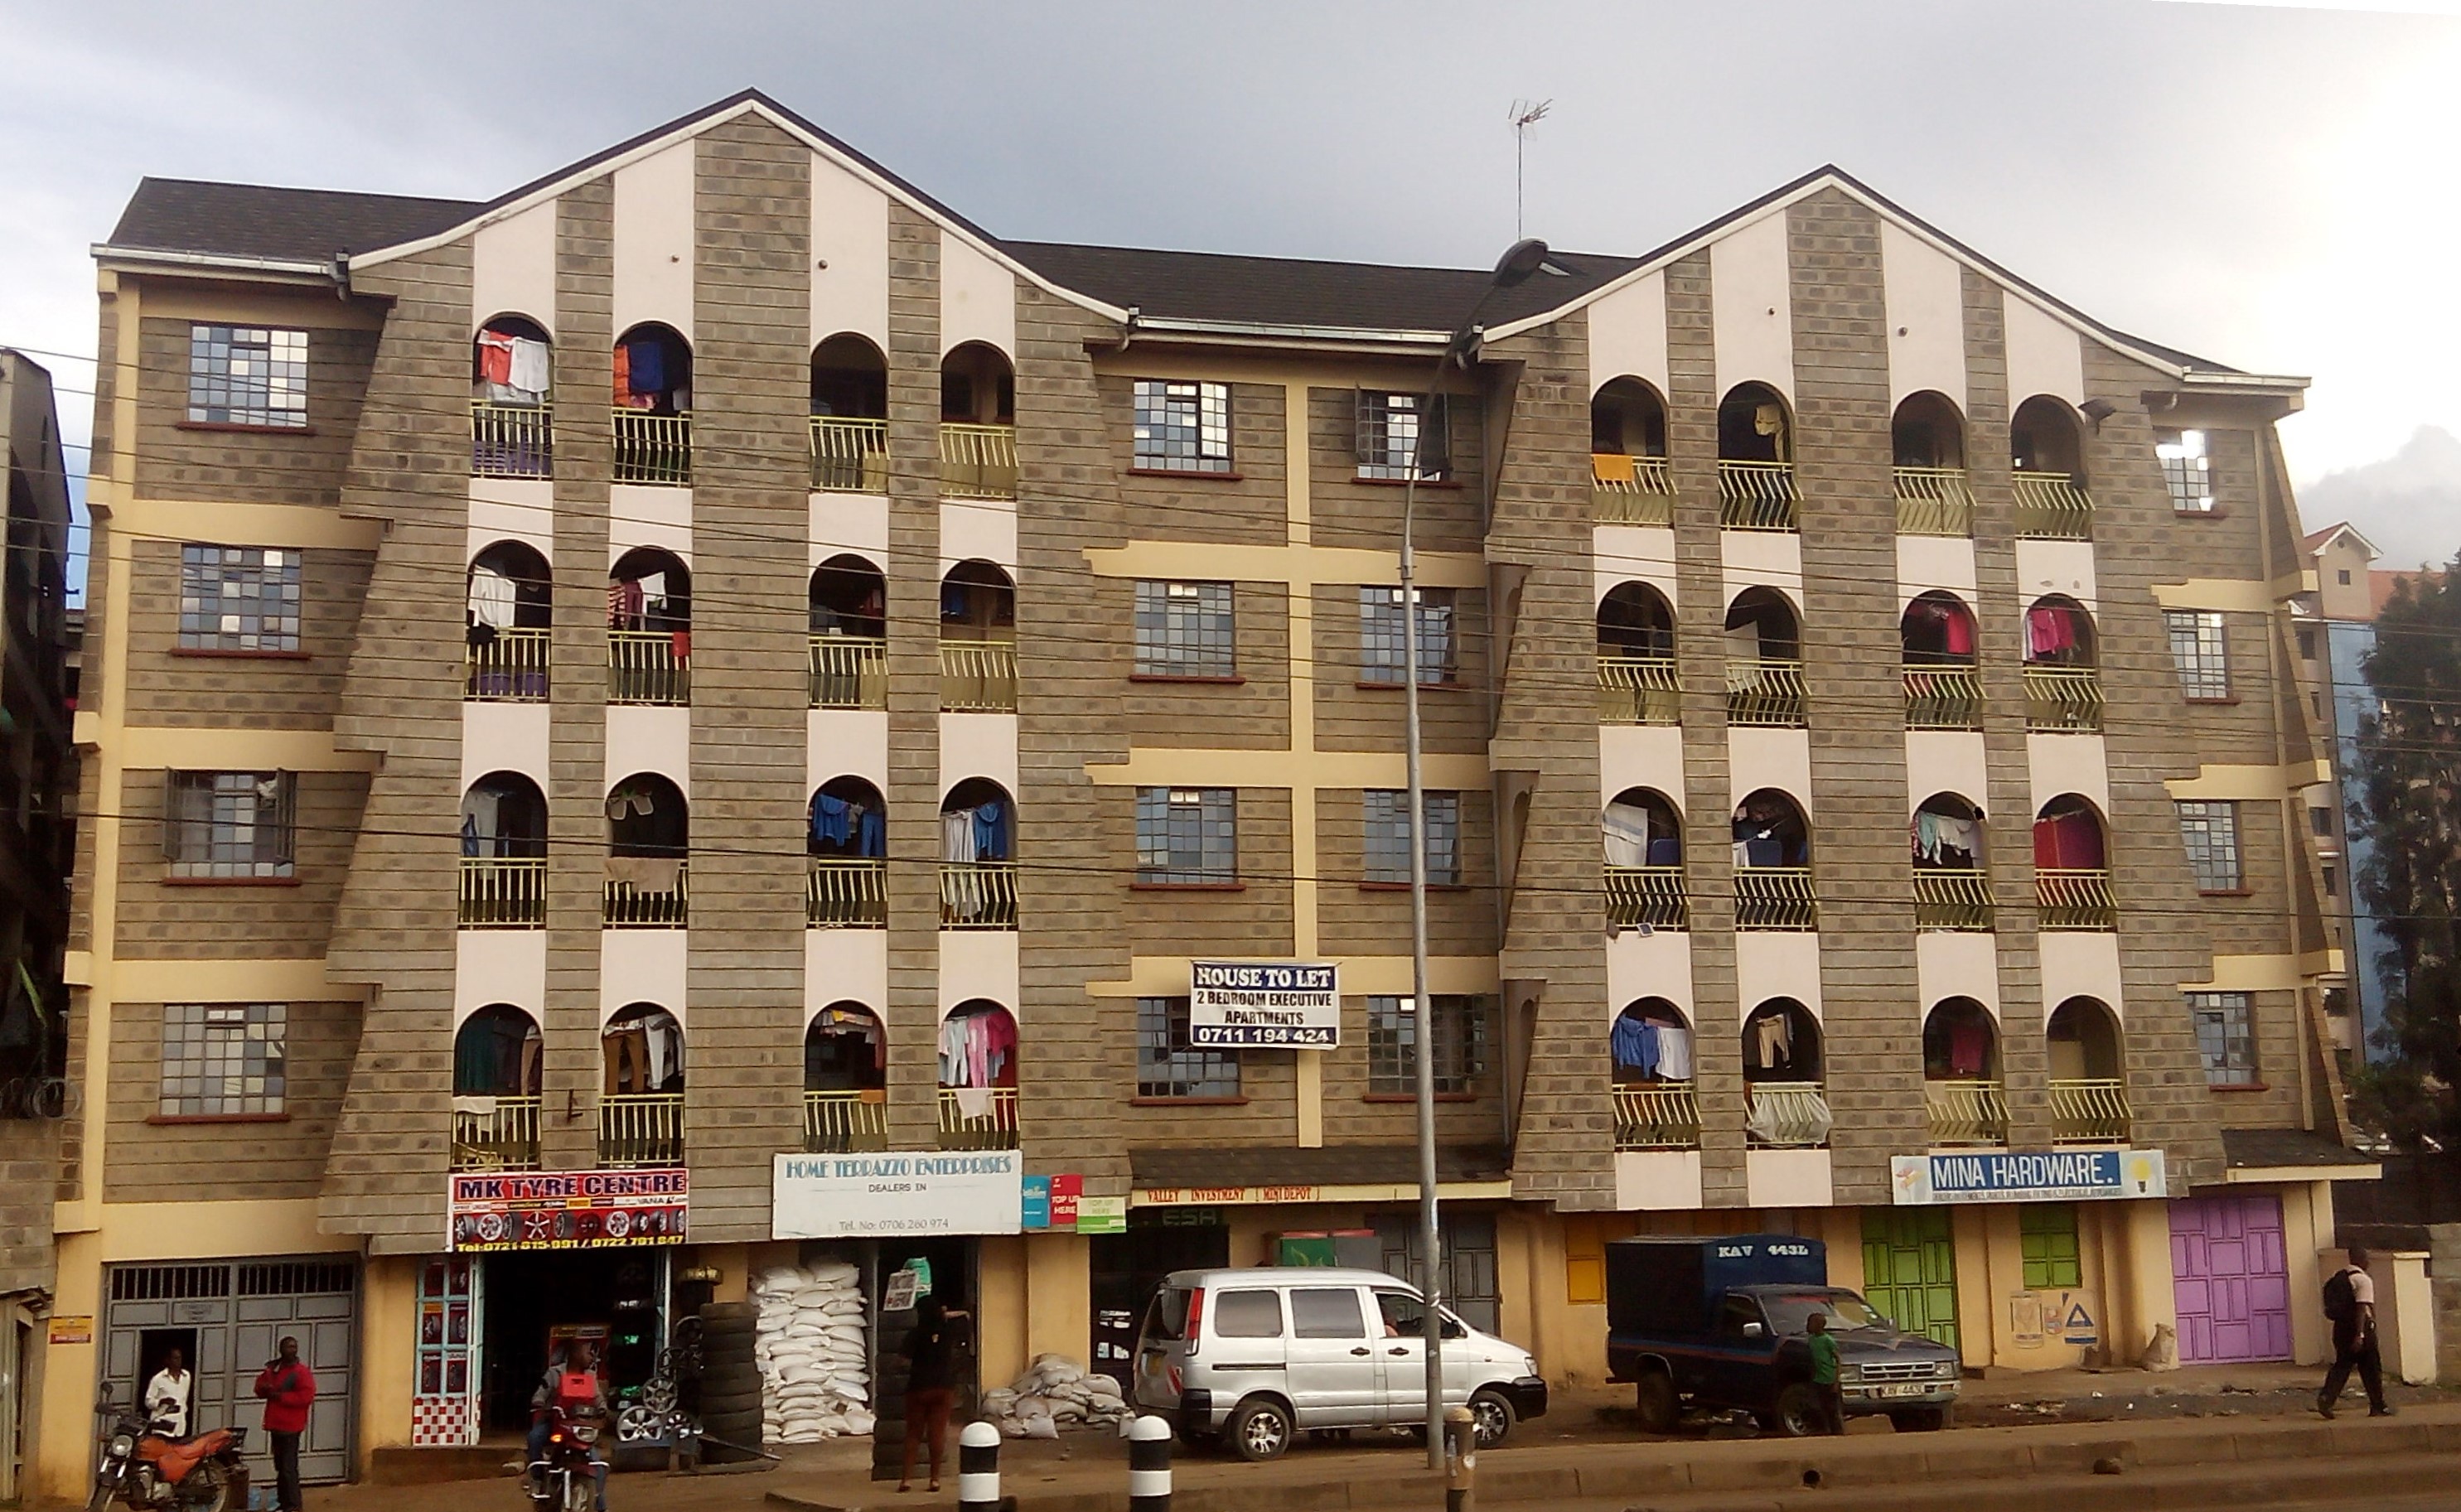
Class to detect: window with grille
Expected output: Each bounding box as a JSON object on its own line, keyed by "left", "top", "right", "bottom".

{"left": 1356, "top": 392, "right": 1448, "bottom": 481}
{"left": 179, "top": 544, "right": 302, "bottom": 651}
{"left": 1367, "top": 994, "right": 1491, "bottom": 1094}
{"left": 2164, "top": 610, "right": 2231, "bottom": 699}
{"left": 2176, "top": 800, "right": 2244, "bottom": 891}
{"left": 1133, "top": 580, "right": 1235, "bottom": 678}
{"left": 1136, "top": 787, "right": 1236, "bottom": 884}
{"left": 2190, "top": 992, "right": 2257, "bottom": 1086}
{"left": 1359, "top": 586, "right": 1457, "bottom": 684}
{"left": 1136, "top": 996, "right": 1240, "bottom": 1099}
{"left": 1364, "top": 789, "right": 1459, "bottom": 885}
{"left": 186, "top": 324, "right": 308, "bottom": 428}
{"left": 1133, "top": 380, "right": 1232, "bottom": 472}
{"left": 2156, "top": 428, "right": 2215, "bottom": 513}
{"left": 159, "top": 1002, "right": 286, "bottom": 1115}
{"left": 164, "top": 770, "right": 296, "bottom": 878}
{"left": 2019, "top": 1205, "right": 2082, "bottom": 1289}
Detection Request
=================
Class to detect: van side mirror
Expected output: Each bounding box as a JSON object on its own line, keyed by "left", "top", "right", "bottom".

{"left": 1742, "top": 1321, "right": 1765, "bottom": 1340}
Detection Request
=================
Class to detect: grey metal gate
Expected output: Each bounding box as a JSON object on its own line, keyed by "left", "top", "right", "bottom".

{"left": 103, "top": 1257, "right": 357, "bottom": 1485}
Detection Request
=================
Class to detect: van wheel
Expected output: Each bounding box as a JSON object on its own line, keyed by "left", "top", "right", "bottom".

{"left": 1767, "top": 1384, "right": 1822, "bottom": 1438}
{"left": 1634, "top": 1370, "right": 1680, "bottom": 1436}
{"left": 1227, "top": 1398, "right": 1293, "bottom": 1461}
{"left": 1468, "top": 1389, "right": 1516, "bottom": 1450}
{"left": 1888, "top": 1405, "right": 1951, "bottom": 1432}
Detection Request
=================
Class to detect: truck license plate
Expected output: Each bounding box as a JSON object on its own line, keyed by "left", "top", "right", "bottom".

{"left": 1877, "top": 1383, "right": 1928, "bottom": 1398}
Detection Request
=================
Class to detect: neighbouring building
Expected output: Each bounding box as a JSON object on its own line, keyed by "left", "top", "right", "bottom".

{"left": 37, "top": 90, "right": 2376, "bottom": 1494}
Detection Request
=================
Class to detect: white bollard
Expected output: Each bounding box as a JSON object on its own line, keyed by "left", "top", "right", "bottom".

{"left": 958, "top": 1419, "right": 1002, "bottom": 1512}
{"left": 1128, "top": 1414, "right": 1173, "bottom": 1511}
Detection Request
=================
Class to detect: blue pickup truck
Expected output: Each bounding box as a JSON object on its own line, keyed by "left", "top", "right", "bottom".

{"left": 1605, "top": 1234, "right": 1961, "bottom": 1437}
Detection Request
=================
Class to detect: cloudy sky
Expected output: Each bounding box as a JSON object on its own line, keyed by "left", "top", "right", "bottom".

{"left": 5, "top": 0, "right": 2457, "bottom": 566}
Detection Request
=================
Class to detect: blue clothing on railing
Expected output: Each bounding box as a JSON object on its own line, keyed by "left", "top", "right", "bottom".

{"left": 857, "top": 807, "right": 886, "bottom": 858}
{"left": 812, "top": 794, "right": 853, "bottom": 846}
{"left": 1612, "top": 1014, "right": 1659, "bottom": 1076}
{"left": 972, "top": 800, "right": 1008, "bottom": 861}
{"left": 626, "top": 340, "right": 665, "bottom": 395}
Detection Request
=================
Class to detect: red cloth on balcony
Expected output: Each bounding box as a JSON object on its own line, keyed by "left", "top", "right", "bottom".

{"left": 2033, "top": 812, "right": 2104, "bottom": 869}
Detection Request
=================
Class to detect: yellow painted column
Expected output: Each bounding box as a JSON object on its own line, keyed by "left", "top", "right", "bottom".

{"left": 975, "top": 1236, "right": 1029, "bottom": 1389}
{"left": 1023, "top": 1234, "right": 1092, "bottom": 1369}
{"left": 699, "top": 1243, "right": 752, "bottom": 1304}
{"left": 2116, "top": 1199, "right": 2178, "bottom": 1366}
{"left": 2280, "top": 1182, "right": 2332, "bottom": 1367}
{"left": 357, "top": 1256, "right": 418, "bottom": 1471}
{"left": 1949, "top": 1206, "right": 1994, "bottom": 1371}
{"left": 35, "top": 1231, "right": 102, "bottom": 1504}
{"left": 1815, "top": 1208, "right": 1864, "bottom": 1295}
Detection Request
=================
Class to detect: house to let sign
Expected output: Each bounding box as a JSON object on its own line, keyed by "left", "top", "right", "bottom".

{"left": 1189, "top": 961, "right": 1340, "bottom": 1048}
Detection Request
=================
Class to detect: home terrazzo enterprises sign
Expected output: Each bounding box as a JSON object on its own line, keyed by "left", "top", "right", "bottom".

{"left": 1890, "top": 1150, "right": 2167, "bottom": 1205}
{"left": 1189, "top": 960, "right": 1340, "bottom": 1047}
{"left": 771, "top": 1151, "right": 1023, "bottom": 1238}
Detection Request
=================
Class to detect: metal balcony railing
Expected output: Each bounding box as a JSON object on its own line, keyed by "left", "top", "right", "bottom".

{"left": 937, "top": 1085, "right": 1019, "bottom": 1150}
{"left": 1604, "top": 865, "right": 1689, "bottom": 931}
{"left": 472, "top": 400, "right": 552, "bottom": 479}
{"left": 940, "top": 861, "right": 1018, "bottom": 930}
{"left": 802, "top": 1089, "right": 889, "bottom": 1153}
{"left": 1912, "top": 867, "right": 1994, "bottom": 931}
{"left": 2023, "top": 665, "right": 2104, "bottom": 732}
{"left": 467, "top": 626, "right": 550, "bottom": 702}
{"left": 940, "top": 423, "right": 1018, "bottom": 500}
{"left": 810, "top": 416, "right": 889, "bottom": 493}
{"left": 1718, "top": 460, "right": 1798, "bottom": 530}
{"left": 1893, "top": 466, "right": 1974, "bottom": 537}
{"left": 608, "top": 629, "right": 689, "bottom": 706}
{"left": 1593, "top": 454, "right": 1675, "bottom": 525}
{"left": 612, "top": 410, "right": 691, "bottom": 486}
{"left": 599, "top": 1091, "right": 684, "bottom": 1167}
{"left": 1734, "top": 867, "right": 1818, "bottom": 930}
{"left": 1598, "top": 655, "right": 1681, "bottom": 726}
{"left": 2036, "top": 867, "right": 2117, "bottom": 930}
{"left": 1902, "top": 663, "right": 1982, "bottom": 730}
{"left": 1727, "top": 658, "right": 1806, "bottom": 727}
{"left": 940, "top": 639, "right": 1018, "bottom": 713}
{"left": 2047, "top": 1078, "right": 2132, "bottom": 1144}
{"left": 2012, "top": 472, "right": 2093, "bottom": 540}
{"left": 810, "top": 635, "right": 887, "bottom": 709}
{"left": 1612, "top": 1084, "right": 1700, "bottom": 1151}
{"left": 450, "top": 1094, "right": 541, "bottom": 1171}
{"left": 604, "top": 863, "right": 688, "bottom": 929}
{"left": 1745, "top": 1081, "right": 1832, "bottom": 1148}
{"left": 1922, "top": 1080, "right": 2010, "bottom": 1147}
{"left": 459, "top": 857, "right": 546, "bottom": 929}
{"left": 808, "top": 857, "right": 887, "bottom": 929}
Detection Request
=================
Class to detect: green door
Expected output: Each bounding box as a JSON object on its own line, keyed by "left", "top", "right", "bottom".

{"left": 1861, "top": 1209, "right": 1959, "bottom": 1350}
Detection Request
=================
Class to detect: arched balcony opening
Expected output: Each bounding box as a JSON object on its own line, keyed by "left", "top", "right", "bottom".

{"left": 1921, "top": 998, "right": 2007, "bottom": 1147}
{"left": 608, "top": 547, "right": 690, "bottom": 706}
{"left": 1725, "top": 587, "right": 1805, "bottom": 727}
{"left": 466, "top": 540, "right": 552, "bottom": 703}
{"left": 804, "top": 1002, "right": 887, "bottom": 1153}
{"left": 940, "top": 778, "right": 1016, "bottom": 930}
{"left": 2047, "top": 997, "right": 2131, "bottom": 1143}
{"left": 810, "top": 333, "right": 889, "bottom": 491}
{"left": 1603, "top": 788, "right": 1686, "bottom": 932}
{"left": 472, "top": 315, "right": 552, "bottom": 478}
{"left": 808, "top": 776, "right": 887, "bottom": 929}
{"left": 937, "top": 999, "right": 1018, "bottom": 1150}
{"left": 940, "top": 561, "right": 1017, "bottom": 712}
{"left": 2023, "top": 595, "right": 2102, "bottom": 732}
{"left": 1911, "top": 792, "right": 1992, "bottom": 931}
{"left": 1591, "top": 377, "right": 1673, "bottom": 522}
{"left": 2010, "top": 395, "right": 2092, "bottom": 539}
{"left": 940, "top": 342, "right": 1018, "bottom": 500}
{"left": 1742, "top": 998, "right": 1830, "bottom": 1147}
{"left": 1597, "top": 582, "right": 1679, "bottom": 726}
{"left": 600, "top": 1003, "right": 684, "bottom": 1167}
{"left": 1902, "top": 591, "right": 1980, "bottom": 730}
{"left": 460, "top": 771, "right": 548, "bottom": 928}
{"left": 1716, "top": 382, "right": 1797, "bottom": 529}
{"left": 612, "top": 322, "right": 693, "bottom": 485}
{"left": 1611, "top": 998, "right": 1699, "bottom": 1152}
{"left": 451, "top": 1005, "right": 542, "bottom": 1171}
{"left": 1891, "top": 391, "right": 1972, "bottom": 536}
{"left": 605, "top": 773, "right": 688, "bottom": 928}
{"left": 1733, "top": 790, "right": 1816, "bottom": 930}
{"left": 2034, "top": 795, "right": 2115, "bottom": 930}
{"left": 810, "top": 554, "right": 887, "bottom": 709}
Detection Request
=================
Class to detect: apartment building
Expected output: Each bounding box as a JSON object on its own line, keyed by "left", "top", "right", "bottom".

{"left": 39, "top": 89, "right": 2368, "bottom": 1493}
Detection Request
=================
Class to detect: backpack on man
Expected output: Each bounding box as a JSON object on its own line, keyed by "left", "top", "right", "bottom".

{"left": 2323, "top": 1265, "right": 2359, "bottom": 1326}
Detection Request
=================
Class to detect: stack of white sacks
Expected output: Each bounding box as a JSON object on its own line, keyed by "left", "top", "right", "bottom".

{"left": 979, "top": 1355, "right": 1130, "bottom": 1438}
{"left": 752, "top": 1262, "right": 877, "bottom": 1443}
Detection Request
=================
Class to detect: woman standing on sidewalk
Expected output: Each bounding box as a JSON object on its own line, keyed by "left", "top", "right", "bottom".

{"left": 897, "top": 1297, "right": 970, "bottom": 1493}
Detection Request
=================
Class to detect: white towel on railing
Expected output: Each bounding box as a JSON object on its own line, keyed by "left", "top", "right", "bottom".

{"left": 468, "top": 567, "right": 516, "bottom": 628}
{"left": 452, "top": 1095, "right": 499, "bottom": 1116}
{"left": 507, "top": 337, "right": 550, "bottom": 397}
{"left": 1603, "top": 803, "right": 1652, "bottom": 867}
{"left": 952, "top": 1087, "right": 995, "bottom": 1121}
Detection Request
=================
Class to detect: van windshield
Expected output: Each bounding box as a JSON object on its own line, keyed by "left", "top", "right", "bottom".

{"left": 1145, "top": 1287, "right": 1193, "bottom": 1343}
{"left": 1760, "top": 1291, "right": 1888, "bottom": 1336}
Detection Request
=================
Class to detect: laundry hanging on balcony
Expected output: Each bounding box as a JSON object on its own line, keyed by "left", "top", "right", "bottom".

{"left": 1912, "top": 811, "right": 1980, "bottom": 864}
{"left": 1745, "top": 1085, "right": 1831, "bottom": 1146}
{"left": 605, "top": 855, "right": 684, "bottom": 891}
{"left": 604, "top": 1013, "right": 683, "bottom": 1094}
{"left": 1613, "top": 1014, "right": 1689, "bottom": 1082}
{"left": 1603, "top": 802, "right": 1654, "bottom": 867}
{"left": 478, "top": 331, "right": 550, "bottom": 403}
{"left": 812, "top": 1005, "right": 885, "bottom": 1072}
{"left": 468, "top": 566, "right": 516, "bottom": 629}
{"left": 2027, "top": 604, "right": 2080, "bottom": 658}
{"left": 1947, "top": 1022, "right": 1990, "bottom": 1076}
{"left": 1905, "top": 597, "right": 1974, "bottom": 656}
{"left": 1656, "top": 1024, "right": 1692, "bottom": 1080}
{"left": 1748, "top": 1012, "right": 1795, "bottom": 1071}
{"left": 2033, "top": 810, "right": 2104, "bottom": 869}
{"left": 811, "top": 795, "right": 885, "bottom": 857}
{"left": 457, "top": 1012, "right": 539, "bottom": 1096}
{"left": 940, "top": 800, "right": 1009, "bottom": 862}
{"left": 936, "top": 1010, "right": 1015, "bottom": 1089}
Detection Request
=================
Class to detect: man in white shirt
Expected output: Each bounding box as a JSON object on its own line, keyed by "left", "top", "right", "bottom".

{"left": 2318, "top": 1247, "right": 2391, "bottom": 1418}
{"left": 143, "top": 1347, "right": 193, "bottom": 1438}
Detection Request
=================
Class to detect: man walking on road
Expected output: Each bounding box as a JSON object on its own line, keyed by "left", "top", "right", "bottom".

{"left": 254, "top": 1335, "right": 317, "bottom": 1510}
{"left": 2318, "top": 1248, "right": 2392, "bottom": 1418}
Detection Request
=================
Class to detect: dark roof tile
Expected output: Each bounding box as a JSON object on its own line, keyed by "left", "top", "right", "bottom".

{"left": 2221, "top": 1127, "right": 2376, "bottom": 1169}
{"left": 108, "top": 177, "right": 480, "bottom": 263}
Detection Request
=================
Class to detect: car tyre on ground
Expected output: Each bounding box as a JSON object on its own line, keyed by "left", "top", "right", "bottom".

{"left": 1467, "top": 1388, "right": 1517, "bottom": 1450}
{"left": 1634, "top": 1370, "right": 1680, "bottom": 1435}
{"left": 1226, "top": 1396, "right": 1293, "bottom": 1461}
{"left": 1763, "top": 1383, "right": 1822, "bottom": 1438}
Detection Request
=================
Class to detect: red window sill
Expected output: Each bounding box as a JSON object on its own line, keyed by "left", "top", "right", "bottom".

{"left": 1131, "top": 882, "right": 1247, "bottom": 892}
{"left": 1359, "top": 881, "right": 1469, "bottom": 893}
{"left": 1363, "top": 1092, "right": 1479, "bottom": 1104}
{"left": 172, "top": 647, "right": 312, "bottom": 661}
{"left": 1351, "top": 476, "right": 1463, "bottom": 490}
{"left": 163, "top": 875, "right": 302, "bottom": 887}
{"left": 1356, "top": 679, "right": 1466, "bottom": 692}
{"left": 147, "top": 1112, "right": 291, "bottom": 1125}
{"left": 1127, "top": 467, "right": 1245, "bottom": 482}
{"left": 1130, "top": 1096, "right": 1251, "bottom": 1108}
{"left": 176, "top": 421, "right": 317, "bottom": 437}
{"left": 1129, "top": 674, "right": 1247, "bottom": 686}
{"left": 2208, "top": 1081, "right": 2271, "bottom": 1093}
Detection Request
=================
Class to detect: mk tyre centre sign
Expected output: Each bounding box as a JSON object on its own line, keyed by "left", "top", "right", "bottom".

{"left": 1190, "top": 961, "right": 1340, "bottom": 1048}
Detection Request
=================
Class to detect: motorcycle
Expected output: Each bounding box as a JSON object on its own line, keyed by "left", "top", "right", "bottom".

{"left": 527, "top": 1404, "right": 605, "bottom": 1512}
{"left": 88, "top": 1385, "right": 246, "bottom": 1512}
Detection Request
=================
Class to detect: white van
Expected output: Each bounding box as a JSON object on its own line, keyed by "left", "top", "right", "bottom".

{"left": 1129, "top": 1267, "right": 1548, "bottom": 1461}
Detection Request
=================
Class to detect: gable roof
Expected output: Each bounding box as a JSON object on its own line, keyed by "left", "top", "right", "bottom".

{"left": 2302, "top": 520, "right": 2381, "bottom": 559}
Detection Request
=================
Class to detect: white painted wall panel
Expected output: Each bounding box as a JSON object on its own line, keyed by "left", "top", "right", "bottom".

{"left": 939, "top": 230, "right": 1016, "bottom": 359}
{"left": 2003, "top": 294, "right": 2084, "bottom": 408}
{"left": 471, "top": 200, "right": 558, "bottom": 337}
{"left": 1709, "top": 212, "right": 1795, "bottom": 403}
{"left": 810, "top": 152, "right": 890, "bottom": 351}
{"left": 1880, "top": 220, "right": 1966, "bottom": 409}
{"left": 612, "top": 143, "right": 697, "bottom": 339}
{"left": 1587, "top": 271, "right": 1670, "bottom": 399}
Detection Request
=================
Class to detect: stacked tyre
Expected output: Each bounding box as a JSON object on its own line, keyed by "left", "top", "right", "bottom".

{"left": 697, "top": 1302, "right": 762, "bottom": 1463}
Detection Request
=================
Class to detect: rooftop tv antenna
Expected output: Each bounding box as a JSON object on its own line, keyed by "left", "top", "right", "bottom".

{"left": 1509, "top": 99, "right": 1553, "bottom": 239}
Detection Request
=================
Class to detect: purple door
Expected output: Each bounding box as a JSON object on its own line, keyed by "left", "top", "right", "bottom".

{"left": 2170, "top": 1195, "right": 2291, "bottom": 1362}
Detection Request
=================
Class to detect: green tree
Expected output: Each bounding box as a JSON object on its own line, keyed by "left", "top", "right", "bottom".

{"left": 2351, "top": 558, "right": 2461, "bottom": 1151}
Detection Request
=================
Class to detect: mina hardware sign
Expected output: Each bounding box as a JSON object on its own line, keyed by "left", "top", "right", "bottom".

{"left": 1890, "top": 1149, "right": 2167, "bottom": 1205}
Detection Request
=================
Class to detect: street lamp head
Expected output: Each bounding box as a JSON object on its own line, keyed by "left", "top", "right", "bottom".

{"left": 1490, "top": 238, "right": 1552, "bottom": 288}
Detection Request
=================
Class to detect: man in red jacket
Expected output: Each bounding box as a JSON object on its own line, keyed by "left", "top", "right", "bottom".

{"left": 254, "top": 1336, "right": 315, "bottom": 1512}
